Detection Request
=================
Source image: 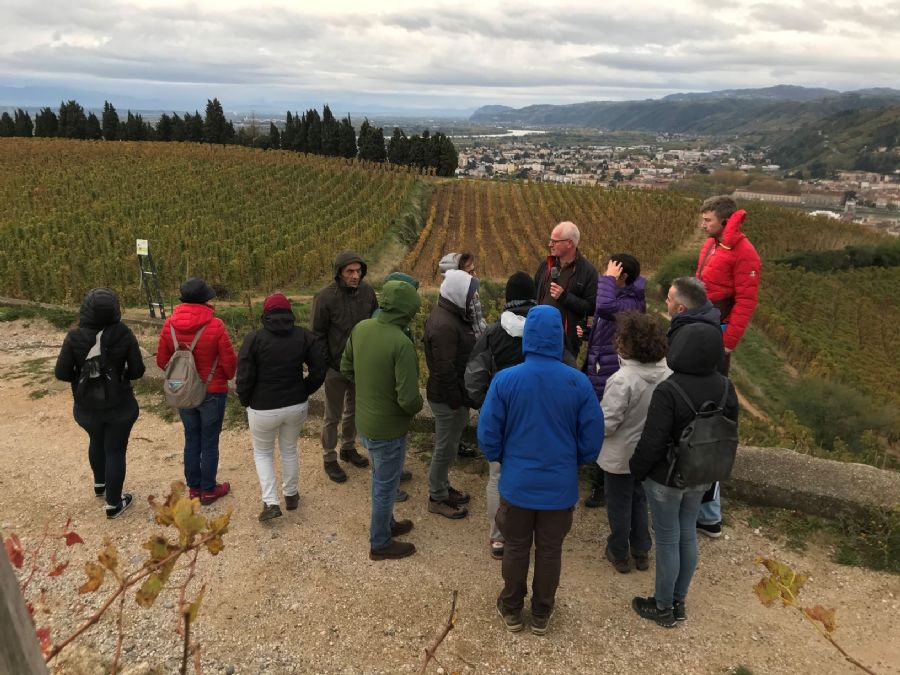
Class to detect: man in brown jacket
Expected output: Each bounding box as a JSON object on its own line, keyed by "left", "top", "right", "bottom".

{"left": 312, "top": 251, "right": 378, "bottom": 483}
{"left": 423, "top": 269, "right": 478, "bottom": 519}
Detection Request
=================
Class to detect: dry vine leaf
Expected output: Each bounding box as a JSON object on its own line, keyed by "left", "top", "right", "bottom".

{"left": 188, "top": 585, "right": 206, "bottom": 623}
{"left": 804, "top": 605, "right": 838, "bottom": 633}
{"left": 79, "top": 562, "right": 105, "bottom": 593}
{"left": 136, "top": 573, "right": 164, "bottom": 608}
{"left": 754, "top": 556, "right": 807, "bottom": 606}
{"left": 173, "top": 497, "right": 207, "bottom": 546}
{"left": 98, "top": 539, "right": 119, "bottom": 573}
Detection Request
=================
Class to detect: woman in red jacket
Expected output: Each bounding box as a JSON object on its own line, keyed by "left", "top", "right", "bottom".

{"left": 157, "top": 278, "right": 237, "bottom": 505}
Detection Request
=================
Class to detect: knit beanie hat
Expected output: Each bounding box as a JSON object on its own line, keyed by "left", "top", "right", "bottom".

{"left": 505, "top": 271, "right": 536, "bottom": 303}
{"left": 263, "top": 293, "right": 291, "bottom": 313}
{"left": 180, "top": 277, "right": 216, "bottom": 304}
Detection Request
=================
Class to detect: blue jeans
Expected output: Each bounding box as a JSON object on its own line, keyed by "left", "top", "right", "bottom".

{"left": 179, "top": 392, "right": 227, "bottom": 492}
{"left": 698, "top": 482, "right": 722, "bottom": 525}
{"left": 644, "top": 478, "right": 708, "bottom": 609}
{"left": 360, "top": 433, "right": 407, "bottom": 551}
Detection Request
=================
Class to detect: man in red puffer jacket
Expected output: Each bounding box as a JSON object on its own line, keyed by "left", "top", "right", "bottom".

{"left": 157, "top": 278, "right": 237, "bottom": 506}
{"left": 695, "top": 196, "right": 760, "bottom": 538}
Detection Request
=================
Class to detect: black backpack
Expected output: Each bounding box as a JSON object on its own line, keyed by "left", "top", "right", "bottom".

{"left": 665, "top": 378, "right": 738, "bottom": 488}
{"left": 74, "top": 330, "right": 120, "bottom": 410}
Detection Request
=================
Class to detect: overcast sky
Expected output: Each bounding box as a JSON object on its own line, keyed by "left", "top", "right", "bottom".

{"left": 1, "top": 0, "right": 898, "bottom": 114}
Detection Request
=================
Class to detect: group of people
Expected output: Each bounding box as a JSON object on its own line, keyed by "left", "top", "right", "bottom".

{"left": 54, "top": 195, "right": 760, "bottom": 635}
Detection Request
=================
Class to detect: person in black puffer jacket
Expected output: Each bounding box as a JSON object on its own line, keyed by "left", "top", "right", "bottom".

{"left": 628, "top": 320, "right": 738, "bottom": 628}
{"left": 237, "top": 294, "right": 327, "bottom": 522}
{"left": 464, "top": 271, "right": 536, "bottom": 559}
{"left": 54, "top": 288, "right": 145, "bottom": 519}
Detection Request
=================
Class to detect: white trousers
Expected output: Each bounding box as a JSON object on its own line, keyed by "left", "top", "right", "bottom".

{"left": 248, "top": 402, "right": 308, "bottom": 506}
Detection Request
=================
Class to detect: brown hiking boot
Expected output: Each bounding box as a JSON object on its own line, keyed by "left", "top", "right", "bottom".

{"left": 340, "top": 447, "right": 370, "bottom": 468}
{"left": 369, "top": 539, "right": 416, "bottom": 560}
{"left": 324, "top": 460, "right": 347, "bottom": 483}
{"left": 285, "top": 493, "right": 299, "bottom": 511}
{"left": 391, "top": 519, "right": 414, "bottom": 537}
{"left": 606, "top": 546, "right": 631, "bottom": 574}
{"left": 259, "top": 503, "right": 282, "bottom": 522}
{"left": 448, "top": 486, "right": 470, "bottom": 505}
{"left": 428, "top": 498, "right": 468, "bottom": 519}
{"left": 632, "top": 550, "right": 650, "bottom": 571}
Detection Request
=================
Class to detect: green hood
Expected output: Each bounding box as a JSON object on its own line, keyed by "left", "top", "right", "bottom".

{"left": 384, "top": 271, "right": 420, "bottom": 289}
{"left": 377, "top": 280, "right": 420, "bottom": 328}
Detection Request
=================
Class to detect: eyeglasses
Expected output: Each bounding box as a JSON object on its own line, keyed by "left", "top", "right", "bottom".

{"left": 548, "top": 238, "right": 571, "bottom": 246}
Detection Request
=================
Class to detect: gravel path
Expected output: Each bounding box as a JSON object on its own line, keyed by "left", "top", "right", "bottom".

{"left": 0, "top": 319, "right": 898, "bottom": 675}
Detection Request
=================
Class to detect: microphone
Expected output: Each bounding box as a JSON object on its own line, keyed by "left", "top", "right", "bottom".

{"left": 550, "top": 265, "right": 560, "bottom": 281}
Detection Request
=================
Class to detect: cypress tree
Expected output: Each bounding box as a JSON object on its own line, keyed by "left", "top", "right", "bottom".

{"left": 185, "top": 111, "right": 203, "bottom": 142}
{"left": 156, "top": 113, "right": 174, "bottom": 141}
{"left": 436, "top": 133, "right": 459, "bottom": 176}
{"left": 338, "top": 115, "right": 357, "bottom": 158}
{"left": 358, "top": 119, "right": 386, "bottom": 163}
{"left": 305, "top": 108, "right": 322, "bottom": 154}
{"left": 0, "top": 112, "right": 13, "bottom": 136}
{"left": 269, "top": 122, "right": 280, "bottom": 149}
{"left": 387, "top": 127, "right": 410, "bottom": 165}
{"left": 34, "top": 108, "right": 58, "bottom": 137}
{"left": 85, "top": 112, "right": 102, "bottom": 140}
{"left": 203, "top": 98, "right": 228, "bottom": 144}
{"left": 282, "top": 111, "right": 295, "bottom": 149}
{"left": 58, "top": 100, "right": 88, "bottom": 138}
{"left": 171, "top": 113, "right": 186, "bottom": 141}
{"left": 321, "top": 104, "right": 340, "bottom": 156}
{"left": 14, "top": 109, "right": 33, "bottom": 137}
{"left": 102, "top": 101, "right": 120, "bottom": 140}
{"left": 294, "top": 112, "right": 309, "bottom": 153}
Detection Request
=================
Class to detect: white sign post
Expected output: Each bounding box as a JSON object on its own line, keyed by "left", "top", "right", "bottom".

{"left": 136, "top": 239, "right": 149, "bottom": 256}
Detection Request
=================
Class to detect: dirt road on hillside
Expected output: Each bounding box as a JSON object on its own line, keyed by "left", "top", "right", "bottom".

{"left": 0, "top": 318, "right": 898, "bottom": 675}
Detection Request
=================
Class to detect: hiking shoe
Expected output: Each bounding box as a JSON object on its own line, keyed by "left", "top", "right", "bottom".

{"left": 395, "top": 489, "right": 409, "bottom": 503}
{"left": 428, "top": 498, "right": 468, "bottom": 519}
{"left": 285, "top": 493, "right": 299, "bottom": 511}
{"left": 448, "top": 486, "right": 471, "bottom": 505}
{"left": 400, "top": 469, "right": 412, "bottom": 483}
{"left": 340, "top": 447, "right": 370, "bottom": 468}
{"left": 584, "top": 484, "right": 605, "bottom": 508}
{"left": 106, "top": 493, "right": 133, "bottom": 519}
{"left": 324, "top": 460, "right": 348, "bottom": 483}
{"left": 457, "top": 442, "right": 478, "bottom": 458}
{"left": 259, "top": 503, "right": 282, "bottom": 522}
{"left": 697, "top": 521, "right": 722, "bottom": 538}
{"left": 369, "top": 539, "right": 416, "bottom": 560}
{"left": 673, "top": 600, "right": 687, "bottom": 622}
{"left": 200, "top": 482, "right": 230, "bottom": 506}
{"left": 531, "top": 610, "right": 554, "bottom": 635}
{"left": 496, "top": 599, "right": 524, "bottom": 633}
{"left": 188, "top": 487, "right": 201, "bottom": 500}
{"left": 490, "top": 540, "right": 504, "bottom": 560}
{"left": 391, "top": 519, "right": 414, "bottom": 537}
{"left": 93, "top": 483, "right": 106, "bottom": 497}
{"left": 632, "top": 550, "right": 650, "bottom": 571}
{"left": 631, "top": 596, "right": 676, "bottom": 628}
{"left": 606, "top": 546, "right": 631, "bottom": 574}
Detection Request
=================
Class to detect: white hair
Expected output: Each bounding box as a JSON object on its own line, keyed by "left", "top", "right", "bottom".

{"left": 556, "top": 221, "right": 580, "bottom": 246}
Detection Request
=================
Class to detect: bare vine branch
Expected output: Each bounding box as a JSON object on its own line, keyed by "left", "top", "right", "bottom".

{"left": 418, "top": 590, "right": 458, "bottom": 675}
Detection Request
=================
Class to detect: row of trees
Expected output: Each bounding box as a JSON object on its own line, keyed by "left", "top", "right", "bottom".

{"left": 0, "top": 99, "right": 458, "bottom": 176}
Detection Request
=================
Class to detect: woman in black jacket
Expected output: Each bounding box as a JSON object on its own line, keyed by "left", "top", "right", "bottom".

{"left": 54, "top": 288, "right": 145, "bottom": 519}
{"left": 236, "top": 294, "right": 327, "bottom": 522}
{"left": 628, "top": 321, "right": 738, "bottom": 627}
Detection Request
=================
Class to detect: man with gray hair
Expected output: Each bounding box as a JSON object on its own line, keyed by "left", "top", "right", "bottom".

{"left": 534, "top": 221, "right": 598, "bottom": 360}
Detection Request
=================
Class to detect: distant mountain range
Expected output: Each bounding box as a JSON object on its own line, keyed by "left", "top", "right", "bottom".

{"left": 470, "top": 86, "right": 900, "bottom": 135}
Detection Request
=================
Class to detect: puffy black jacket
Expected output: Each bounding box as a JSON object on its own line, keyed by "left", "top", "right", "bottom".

{"left": 236, "top": 310, "right": 327, "bottom": 410}
{"left": 464, "top": 302, "right": 532, "bottom": 409}
{"left": 54, "top": 289, "right": 145, "bottom": 407}
{"left": 629, "top": 321, "right": 739, "bottom": 486}
{"left": 311, "top": 251, "right": 378, "bottom": 370}
{"left": 424, "top": 296, "right": 476, "bottom": 409}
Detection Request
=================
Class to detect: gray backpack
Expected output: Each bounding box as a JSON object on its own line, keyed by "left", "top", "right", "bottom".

{"left": 163, "top": 323, "right": 218, "bottom": 409}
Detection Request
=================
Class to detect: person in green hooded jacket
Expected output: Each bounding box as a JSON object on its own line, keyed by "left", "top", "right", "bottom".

{"left": 341, "top": 280, "right": 423, "bottom": 560}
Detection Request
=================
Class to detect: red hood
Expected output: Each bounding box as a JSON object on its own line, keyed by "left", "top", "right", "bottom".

{"left": 171, "top": 303, "right": 216, "bottom": 332}
{"left": 717, "top": 209, "right": 747, "bottom": 249}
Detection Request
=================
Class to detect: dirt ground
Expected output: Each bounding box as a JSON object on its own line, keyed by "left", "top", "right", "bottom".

{"left": 1, "top": 318, "right": 898, "bottom": 675}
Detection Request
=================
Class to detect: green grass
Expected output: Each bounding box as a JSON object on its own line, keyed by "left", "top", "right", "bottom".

{"left": 0, "top": 304, "right": 77, "bottom": 329}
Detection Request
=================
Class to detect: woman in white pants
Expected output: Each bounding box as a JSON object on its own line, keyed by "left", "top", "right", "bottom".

{"left": 237, "top": 294, "right": 327, "bottom": 521}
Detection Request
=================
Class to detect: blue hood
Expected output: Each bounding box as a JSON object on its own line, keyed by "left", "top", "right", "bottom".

{"left": 523, "top": 305, "right": 564, "bottom": 361}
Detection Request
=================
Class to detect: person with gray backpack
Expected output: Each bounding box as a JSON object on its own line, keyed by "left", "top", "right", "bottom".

{"left": 156, "top": 278, "right": 237, "bottom": 506}
{"left": 55, "top": 288, "right": 145, "bottom": 519}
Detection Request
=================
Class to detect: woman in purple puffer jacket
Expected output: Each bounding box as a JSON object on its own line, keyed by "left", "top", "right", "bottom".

{"left": 580, "top": 253, "right": 645, "bottom": 507}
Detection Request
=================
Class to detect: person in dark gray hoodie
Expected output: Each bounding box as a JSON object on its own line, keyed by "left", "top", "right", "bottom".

{"left": 312, "top": 251, "right": 378, "bottom": 483}
{"left": 55, "top": 288, "right": 145, "bottom": 519}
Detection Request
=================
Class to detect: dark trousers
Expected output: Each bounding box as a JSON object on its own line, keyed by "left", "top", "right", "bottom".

{"left": 604, "top": 472, "right": 652, "bottom": 561}
{"left": 590, "top": 465, "right": 606, "bottom": 493}
{"left": 496, "top": 498, "right": 574, "bottom": 617}
{"left": 74, "top": 399, "right": 139, "bottom": 507}
{"left": 179, "top": 392, "right": 227, "bottom": 492}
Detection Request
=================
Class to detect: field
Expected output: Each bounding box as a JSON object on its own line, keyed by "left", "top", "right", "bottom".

{"left": 0, "top": 139, "right": 419, "bottom": 304}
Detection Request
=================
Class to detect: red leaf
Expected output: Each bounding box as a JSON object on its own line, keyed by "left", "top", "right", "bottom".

{"left": 36, "top": 627, "right": 52, "bottom": 654}
{"left": 4, "top": 534, "right": 24, "bottom": 569}
{"left": 64, "top": 531, "right": 84, "bottom": 547}
{"left": 48, "top": 561, "right": 69, "bottom": 577}
{"left": 26, "top": 601, "right": 35, "bottom": 618}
